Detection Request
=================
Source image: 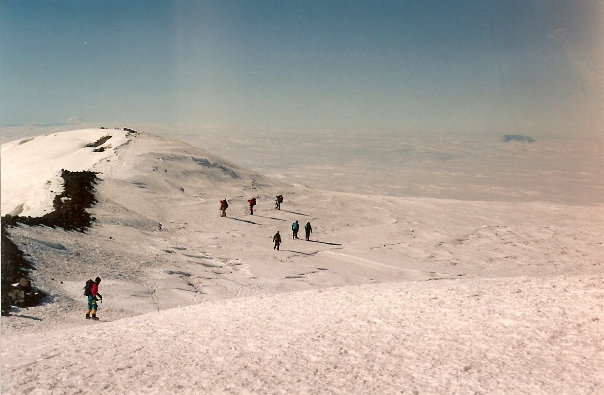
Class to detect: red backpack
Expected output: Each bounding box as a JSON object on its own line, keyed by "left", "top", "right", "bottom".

{"left": 84, "top": 279, "right": 94, "bottom": 296}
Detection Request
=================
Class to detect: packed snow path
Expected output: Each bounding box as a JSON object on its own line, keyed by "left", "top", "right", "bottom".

{"left": 2, "top": 274, "right": 602, "bottom": 394}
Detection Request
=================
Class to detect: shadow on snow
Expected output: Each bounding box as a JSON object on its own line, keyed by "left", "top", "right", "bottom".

{"left": 253, "top": 215, "right": 287, "bottom": 222}
{"left": 228, "top": 217, "right": 260, "bottom": 225}
{"left": 280, "top": 250, "right": 318, "bottom": 256}
{"left": 281, "top": 210, "right": 311, "bottom": 217}
{"left": 308, "top": 239, "right": 342, "bottom": 246}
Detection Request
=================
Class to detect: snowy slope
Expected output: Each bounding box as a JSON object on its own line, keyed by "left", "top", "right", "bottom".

{"left": 1, "top": 129, "right": 129, "bottom": 217}
{"left": 1, "top": 129, "right": 603, "bottom": 393}
{"left": 2, "top": 275, "right": 602, "bottom": 394}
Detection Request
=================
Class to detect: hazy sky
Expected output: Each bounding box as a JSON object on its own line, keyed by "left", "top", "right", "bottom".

{"left": 1, "top": 1, "right": 602, "bottom": 137}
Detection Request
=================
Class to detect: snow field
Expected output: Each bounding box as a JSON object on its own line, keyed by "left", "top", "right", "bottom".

{"left": 1, "top": 129, "right": 602, "bottom": 393}
{"left": 2, "top": 275, "right": 602, "bottom": 394}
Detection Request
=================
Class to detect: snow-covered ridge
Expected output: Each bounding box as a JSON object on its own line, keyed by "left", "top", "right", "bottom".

{"left": 1, "top": 129, "right": 130, "bottom": 217}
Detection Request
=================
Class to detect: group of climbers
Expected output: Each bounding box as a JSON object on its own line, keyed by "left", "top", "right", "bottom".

{"left": 217, "top": 195, "right": 282, "bottom": 217}
{"left": 218, "top": 195, "right": 315, "bottom": 250}
{"left": 294, "top": 221, "right": 312, "bottom": 240}
{"left": 274, "top": 221, "right": 312, "bottom": 249}
{"left": 86, "top": 193, "right": 316, "bottom": 319}
{"left": 291, "top": 220, "right": 312, "bottom": 240}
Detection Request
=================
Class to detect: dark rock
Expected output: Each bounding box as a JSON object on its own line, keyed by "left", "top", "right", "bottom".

{"left": 3, "top": 170, "right": 98, "bottom": 231}
{"left": 123, "top": 127, "right": 138, "bottom": 135}
{"left": 2, "top": 169, "right": 98, "bottom": 311}
{"left": 86, "top": 135, "right": 112, "bottom": 148}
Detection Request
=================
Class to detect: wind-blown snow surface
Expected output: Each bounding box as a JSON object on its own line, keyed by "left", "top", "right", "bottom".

{"left": 1, "top": 129, "right": 603, "bottom": 393}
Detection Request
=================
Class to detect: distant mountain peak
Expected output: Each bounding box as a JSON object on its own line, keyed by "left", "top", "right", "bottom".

{"left": 503, "top": 134, "right": 535, "bottom": 143}
{"left": 65, "top": 116, "right": 83, "bottom": 124}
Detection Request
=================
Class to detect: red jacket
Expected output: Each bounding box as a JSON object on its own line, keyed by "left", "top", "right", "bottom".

{"left": 91, "top": 283, "right": 99, "bottom": 297}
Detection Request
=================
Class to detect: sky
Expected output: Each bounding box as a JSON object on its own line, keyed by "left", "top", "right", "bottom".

{"left": 0, "top": 0, "right": 602, "bottom": 137}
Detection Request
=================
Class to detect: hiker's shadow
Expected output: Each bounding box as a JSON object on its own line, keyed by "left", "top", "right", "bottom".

{"left": 229, "top": 217, "right": 260, "bottom": 225}
{"left": 254, "top": 215, "right": 286, "bottom": 222}
{"left": 308, "top": 240, "right": 342, "bottom": 246}
{"left": 281, "top": 210, "right": 310, "bottom": 217}
{"left": 10, "top": 314, "right": 42, "bottom": 321}
{"left": 281, "top": 250, "right": 318, "bottom": 256}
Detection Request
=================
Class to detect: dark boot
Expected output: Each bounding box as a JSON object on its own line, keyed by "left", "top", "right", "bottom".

{"left": 85, "top": 313, "right": 91, "bottom": 319}
{"left": 91, "top": 314, "right": 99, "bottom": 320}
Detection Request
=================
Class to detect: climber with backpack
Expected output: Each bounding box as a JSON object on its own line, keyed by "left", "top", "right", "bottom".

{"left": 273, "top": 231, "right": 282, "bottom": 250}
{"left": 275, "top": 195, "right": 283, "bottom": 210}
{"left": 248, "top": 197, "right": 257, "bottom": 215}
{"left": 304, "top": 222, "right": 313, "bottom": 241}
{"left": 219, "top": 199, "right": 229, "bottom": 217}
{"left": 292, "top": 220, "right": 300, "bottom": 239}
{"left": 84, "top": 277, "right": 102, "bottom": 320}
